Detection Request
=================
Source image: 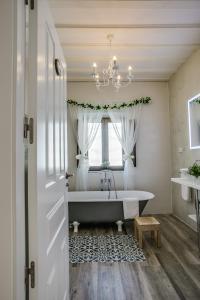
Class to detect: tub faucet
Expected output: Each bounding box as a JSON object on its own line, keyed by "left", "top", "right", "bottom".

{"left": 99, "top": 170, "right": 118, "bottom": 199}
{"left": 100, "top": 178, "right": 104, "bottom": 191}
{"left": 108, "top": 178, "right": 111, "bottom": 199}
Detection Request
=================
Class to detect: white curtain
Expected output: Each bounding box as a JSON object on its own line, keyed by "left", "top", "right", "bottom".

{"left": 108, "top": 105, "right": 142, "bottom": 189}
{"left": 69, "top": 106, "right": 102, "bottom": 190}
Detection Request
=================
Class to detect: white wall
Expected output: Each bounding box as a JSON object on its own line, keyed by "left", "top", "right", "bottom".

{"left": 169, "top": 48, "right": 200, "bottom": 230}
{"left": 0, "top": 0, "right": 15, "bottom": 299}
{"left": 67, "top": 82, "right": 172, "bottom": 214}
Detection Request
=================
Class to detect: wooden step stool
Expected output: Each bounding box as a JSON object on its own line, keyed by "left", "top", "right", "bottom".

{"left": 134, "top": 216, "right": 161, "bottom": 248}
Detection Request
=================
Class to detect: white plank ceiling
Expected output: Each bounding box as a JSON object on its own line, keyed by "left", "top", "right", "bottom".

{"left": 49, "top": 0, "right": 200, "bottom": 82}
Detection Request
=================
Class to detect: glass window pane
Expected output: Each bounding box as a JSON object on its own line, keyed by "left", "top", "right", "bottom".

{"left": 108, "top": 123, "right": 123, "bottom": 166}
{"left": 88, "top": 123, "right": 102, "bottom": 166}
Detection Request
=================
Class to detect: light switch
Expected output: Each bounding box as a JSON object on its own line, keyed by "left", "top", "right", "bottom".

{"left": 178, "top": 147, "right": 184, "bottom": 153}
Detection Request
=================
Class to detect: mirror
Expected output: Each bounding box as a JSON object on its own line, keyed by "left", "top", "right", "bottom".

{"left": 188, "top": 93, "right": 200, "bottom": 149}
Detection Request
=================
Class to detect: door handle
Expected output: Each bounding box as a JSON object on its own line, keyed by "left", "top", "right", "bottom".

{"left": 65, "top": 172, "right": 74, "bottom": 179}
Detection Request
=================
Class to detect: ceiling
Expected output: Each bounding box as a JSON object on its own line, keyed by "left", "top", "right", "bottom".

{"left": 49, "top": 0, "right": 200, "bottom": 82}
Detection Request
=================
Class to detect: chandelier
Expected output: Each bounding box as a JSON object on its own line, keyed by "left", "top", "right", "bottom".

{"left": 91, "top": 34, "right": 134, "bottom": 90}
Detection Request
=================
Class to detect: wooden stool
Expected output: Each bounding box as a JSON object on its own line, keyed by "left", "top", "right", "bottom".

{"left": 134, "top": 216, "right": 161, "bottom": 248}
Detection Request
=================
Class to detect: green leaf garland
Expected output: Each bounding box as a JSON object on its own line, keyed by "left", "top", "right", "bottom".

{"left": 67, "top": 96, "right": 151, "bottom": 110}
{"left": 192, "top": 97, "right": 200, "bottom": 104}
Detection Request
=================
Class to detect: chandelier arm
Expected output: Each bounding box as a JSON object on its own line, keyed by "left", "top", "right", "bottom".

{"left": 96, "top": 79, "right": 110, "bottom": 88}
{"left": 115, "top": 81, "right": 132, "bottom": 89}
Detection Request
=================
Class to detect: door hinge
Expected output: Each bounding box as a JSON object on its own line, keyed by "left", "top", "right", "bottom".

{"left": 25, "top": 261, "right": 35, "bottom": 288}
{"left": 24, "top": 116, "right": 34, "bottom": 144}
{"left": 30, "top": 0, "right": 34, "bottom": 9}
{"left": 25, "top": 0, "right": 34, "bottom": 9}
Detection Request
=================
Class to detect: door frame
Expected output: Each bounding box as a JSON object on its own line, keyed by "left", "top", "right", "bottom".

{"left": 13, "top": 0, "right": 26, "bottom": 299}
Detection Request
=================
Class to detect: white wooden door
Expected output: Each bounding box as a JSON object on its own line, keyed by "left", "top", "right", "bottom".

{"left": 28, "top": 1, "right": 69, "bottom": 299}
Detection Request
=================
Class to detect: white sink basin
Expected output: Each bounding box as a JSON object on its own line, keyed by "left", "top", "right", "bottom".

{"left": 171, "top": 177, "right": 200, "bottom": 191}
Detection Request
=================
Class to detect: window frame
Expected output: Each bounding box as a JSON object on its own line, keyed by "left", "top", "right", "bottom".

{"left": 77, "top": 117, "right": 136, "bottom": 172}
{"left": 88, "top": 118, "right": 136, "bottom": 172}
{"left": 89, "top": 118, "right": 123, "bottom": 171}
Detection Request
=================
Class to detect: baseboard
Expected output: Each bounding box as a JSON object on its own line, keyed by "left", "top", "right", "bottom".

{"left": 141, "top": 212, "right": 197, "bottom": 232}
{"left": 172, "top": 214, "right": 197, "bottom": 232}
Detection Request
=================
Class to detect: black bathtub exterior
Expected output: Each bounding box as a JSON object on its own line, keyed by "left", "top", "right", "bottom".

{"left": 68, "top": 200, "right": 148, "bottom": 223}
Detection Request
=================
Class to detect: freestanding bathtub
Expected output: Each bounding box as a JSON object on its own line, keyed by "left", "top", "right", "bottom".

{"left": 68, "top": 190, "right": 154, "bottom": 224}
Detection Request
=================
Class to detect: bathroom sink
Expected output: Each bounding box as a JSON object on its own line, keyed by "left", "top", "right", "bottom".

{"left": 171, "top": 177, "right": 200, "bottom": 190}
{"left": 171, "top": 167, "right": 200, "bottom": 190}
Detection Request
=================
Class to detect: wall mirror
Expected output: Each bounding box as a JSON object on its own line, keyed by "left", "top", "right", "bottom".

{"left": 188, "top": 93, "right": 200, "bottom": 149}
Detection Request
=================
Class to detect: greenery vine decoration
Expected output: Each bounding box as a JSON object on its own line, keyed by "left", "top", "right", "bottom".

{"left": 192, "top": 97, "right": 200, "bottom": 104}
{"left": 67, "top": 97, "right": 151, "bottom": 110}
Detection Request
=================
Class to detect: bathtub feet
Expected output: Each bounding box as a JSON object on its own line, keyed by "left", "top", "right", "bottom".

{"left": 72, "top": 221, "right": 80, "bottom": 233}
{"left": 116, "top": 220, "right": 123, "bottom": 232}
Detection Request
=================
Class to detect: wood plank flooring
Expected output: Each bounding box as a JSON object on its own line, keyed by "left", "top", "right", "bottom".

{"left": 69, "top": 215, "right": 200, "bottom": 300}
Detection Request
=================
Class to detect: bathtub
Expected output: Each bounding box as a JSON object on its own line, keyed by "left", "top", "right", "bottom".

{"left": 68, "top": 190, "right": 154, "bottom": 224}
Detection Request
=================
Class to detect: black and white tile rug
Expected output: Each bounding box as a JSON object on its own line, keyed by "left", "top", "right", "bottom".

{"left": 69, "top": 234, "right": 145, "bottom": 263}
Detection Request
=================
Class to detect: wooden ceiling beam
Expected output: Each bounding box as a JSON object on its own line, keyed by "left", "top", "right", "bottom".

{"left": 55, "top": 23, "right": 200, "bottom": 29}
{"left": 61, "top": 43, "right": 200, "bottom": 48}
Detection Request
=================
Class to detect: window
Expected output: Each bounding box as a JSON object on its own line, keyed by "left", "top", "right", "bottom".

{"left": 88, "top": 118, "right": 123, "bottom": 170}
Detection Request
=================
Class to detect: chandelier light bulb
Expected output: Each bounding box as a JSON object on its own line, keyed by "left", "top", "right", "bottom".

{"left": 113, "top": 56, "right": 117, "bottom": 62}
{"left": 92, "top": 63, "right": 97, "bottom": 78}
{"left": 128, "top": 66, "right": 133, "bottom": 77}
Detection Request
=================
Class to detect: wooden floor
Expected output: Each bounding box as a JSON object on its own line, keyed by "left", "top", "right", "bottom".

{"left": 69, "top": 215, "right": 200, "bottom": 300}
